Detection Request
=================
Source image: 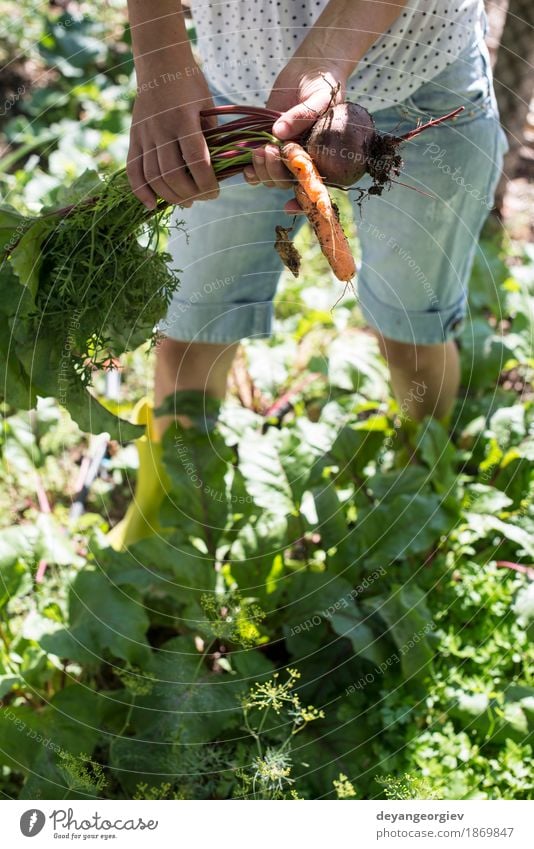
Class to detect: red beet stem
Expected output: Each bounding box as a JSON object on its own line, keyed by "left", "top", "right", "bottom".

{"left": 212, "top": 143, "right": 265, "bottom": 160}
{"left": 398, "top": 106, "right": 465, "bottom": 142}
{"left": 205, "top": 122, "right": 268, "bottom": 136}
{"left": 201, "top": 105, "right": 282, "bottom": 119}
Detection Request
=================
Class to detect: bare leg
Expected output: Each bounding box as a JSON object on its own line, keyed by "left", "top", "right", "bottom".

{"left": 376, "top": 336, "right": 460, "bottom": 423}
{"left": 154, "top": 337, "right": 239, "bottom": 437}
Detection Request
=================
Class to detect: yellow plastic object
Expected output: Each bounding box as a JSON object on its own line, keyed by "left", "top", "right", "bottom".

{"left": 107, "top": 397, "right": 170, "bottom": 551}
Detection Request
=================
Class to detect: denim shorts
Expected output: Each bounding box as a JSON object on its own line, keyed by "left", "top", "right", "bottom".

{"left": 161, "top": 37, "right": 508, "bottom": 346}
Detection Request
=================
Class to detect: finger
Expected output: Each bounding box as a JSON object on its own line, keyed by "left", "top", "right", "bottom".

{"left": 200, "top": 109, "right": 218, "bottom": 134}
{"left": 244, "top": 166, "right": 260, "bottom": 185}
{"left": 179, "top": 122, "right": 220, "bottom": 199}
{"left": 250, "top": 148, "right": 277, "bottom": 188}
{"left": 273, "top": 90, "right": 333, "bottom": 140}
{"left": 263, "top": 144, "right": 293, "bottom": 188}
{"left": 284, "top": 198, "right": 306, "bottom": 214}
{"left": 157, "top": 139, "right": 199, "bottom": 202}
{"left": 143, "top": 148, "right": 184, "bottom": 206}
{"left": 127, "top": 144, "right": 157, "bottom": 209}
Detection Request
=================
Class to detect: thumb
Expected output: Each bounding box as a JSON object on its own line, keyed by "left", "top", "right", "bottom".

{"left": 273, "top": 91, "right": 330, "bottom": 140}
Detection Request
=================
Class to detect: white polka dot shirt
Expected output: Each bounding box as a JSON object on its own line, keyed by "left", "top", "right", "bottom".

{"left": 189, "top": 0, "right": 485, "bottom": 111}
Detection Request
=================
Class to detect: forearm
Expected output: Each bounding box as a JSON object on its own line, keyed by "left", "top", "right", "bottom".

{"left": 294, "top": 0, "right": 408, "bottom": 77}
{"left": 126, "top": 0, "right": 194, "bottom": 80}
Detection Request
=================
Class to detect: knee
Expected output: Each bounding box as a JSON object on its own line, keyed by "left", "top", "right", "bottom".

{"left": 376, "top": 334, "right": 447, "bottom": 371}
{"left": 155, "top": 335, "right": 239, "bottom": 389}
{"left": 156, "top": 336, "right": 193, "bottom": 365}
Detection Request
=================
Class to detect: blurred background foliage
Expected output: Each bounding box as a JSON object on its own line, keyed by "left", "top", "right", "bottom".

{"left": 0, "top": 1, "right": 532, "bottom": 801}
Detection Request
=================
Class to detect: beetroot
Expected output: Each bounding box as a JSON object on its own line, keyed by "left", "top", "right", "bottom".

{"left": 305, "top": 102, "right": 464, "bottom": 195}
{"left": 306, "top": 103, "right": 376, "bottom": 187}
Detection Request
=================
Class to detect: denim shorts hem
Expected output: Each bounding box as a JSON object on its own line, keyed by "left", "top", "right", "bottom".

{"left": 357, "top": 278, "right": 467, "bottom": 345}
{"left": 159, "top": 300, "right": 274, "bottom": 344}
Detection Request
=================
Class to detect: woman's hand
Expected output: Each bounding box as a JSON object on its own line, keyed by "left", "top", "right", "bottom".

{"left": 127, "top": 68, "right": 220, "bottom": 210}
{"left": 244, "top": 63, "right": 346, "bottom": 190}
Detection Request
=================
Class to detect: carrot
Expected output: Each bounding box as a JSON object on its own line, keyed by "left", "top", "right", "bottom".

{"left": 280, "top": 141, "right": 356, "bottom": 282}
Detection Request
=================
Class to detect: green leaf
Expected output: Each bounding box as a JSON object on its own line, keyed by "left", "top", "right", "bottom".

{"left": 0, "top": 205, "right": 29, "bottom": 254}
{"left": 236, "top": 429, "right": 295, "bottom": 515}
{"left": 0, "top": 315, "right": 36, "bottom": 410}
{"left": 367, "top": 583, "right": 435, "bottom": 679}
{"left": 460, "top": 317, "right": 514, "bottom": 391}
{"left": 110, "top": 636, "right": 241, "bottom": 795}
{"left": 20, "top": 686, "right": 114, "bottom": 800}
{"left": 328, "top": 332, "right": 389, "bottom": 397}
{"left": 10, "top": 216, "right": 53, "bottom": 299}
{"left": 52, "top": 168, "right": 104, "bottom": 208}
{"left": 0, "top": 705, "right": 49, "bottom": 774}
{"left": 229, "top": 513, "right": 288, "bottom": 601}
{"left": 312, "top": 482, "right": 371, "bottom": 583}
{"left": 329, "top": 421, "right": 386, "bottom": 483}
{"left": 462, "top": 512, "right": 534, "bottom": 558}
{"left": 330, "top": 607, "right": 389, "bottom": 666}
{"left": 40, "top": 567, "right": 151, "bottom": 666}
{"left": 356, "top": 492, "right": 454, "bottom": 567}
{"left": 160, "top": 423, "right": 234, "bottom": 553}
{"left": 98, "top": 534, "right": 217, "bottom": 628}
{"left": 238, "top": 422, "right": 333, "bottom": 515}
{"left": 368, "top": 465, "right": 433, "bottom": 501}
{"left": 283, "top": 571, "right": 354, "bottom": 627}
{"left": 415, "top": 418, "right": 457, "bottom": 493}
{"left": 0, "top": 525, "right": 38, "bottom": 606}
{"left": 63, "top": 381, "right": 143, "bottom": 441}
{"left": 464, "top": 484, "right": 513, "bottom": 514}
{"left": 154, "top": 390, "right": 221, "bottom": 433}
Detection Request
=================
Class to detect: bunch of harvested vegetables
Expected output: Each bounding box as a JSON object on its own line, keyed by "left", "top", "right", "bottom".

{"left": 0, "top": 98, "right": 462, "bottom": 437}
{"left": 201, "top": 100, "right": 464, "bottom": 281}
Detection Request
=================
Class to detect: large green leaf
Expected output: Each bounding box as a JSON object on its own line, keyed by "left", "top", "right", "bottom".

{"left": 462, "top": 512, "right": 534, "bottom": 558}
{"left": 110, "top": 636, "right": 241, "bottom": 795}
{"left": 0, "top": 329, "right": 36, "bottom": 410}
{"left": 328, "top": 331, "right": 389, "bottom": 397}
{"left": 328, "top": 421, "right": 387, "bottom": 484}
{"left": 154, "top": 389, "right": 221, "bottom": 433}
{"left": 0, "top": 705, "right": 49, "bottom": 774}
{"left": 238, "top": 421, "right": 334, "bottom": 515}
{"left": 0, "top": 206, "right": 29, "bottom": 254}
{"left": 366, "top": 583, "right": 435, "bottom": 680}
{"left": 229, "top": 513, "right": 288, "bottom": 602}
{"left": 237, "top": 429, "right": 295, "bottom": 515}
{"left": 20, "top": 686, "right": 115, "bottom": 800}
{"left": 368, "top": 465, "right": 433, "bottom": 501}
{"left": 448, "top": 685, "right": 534, "bottom": 745}
{"left": 40, "top": 567, "right": 151, "bottom": 666}
{"left": 460, "top": 317, "right": 514, "bottom": 391}
{"left": 415, "top": 418, "right": 458, "bottom": 494}
{"left": 330, "top": 606, "right": 389, "bottom": 666}
{"left": 0, "top": 525, "right": 38, "bottom": 607}
{"left": 160, "top": 423, "right": 234, "bottom": 553}
{"left": 9, "top": 216, "right": 53, "bottom": 299}
{"left": 62, "top": 381, "right": 143, "bottom": 441}
{"left": 283, "top": 570, "right": 354, "bottom": 627}
{"left": 356, "top": 492, "right": 454, "bottom": 567}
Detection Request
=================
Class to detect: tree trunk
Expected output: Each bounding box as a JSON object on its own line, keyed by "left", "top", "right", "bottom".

{"left": 488, "top": 0, "right": 534, "bottom": 211}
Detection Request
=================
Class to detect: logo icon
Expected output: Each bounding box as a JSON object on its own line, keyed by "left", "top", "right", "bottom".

{"left": 20, "top": 810, "right": 46, "bottom": 837}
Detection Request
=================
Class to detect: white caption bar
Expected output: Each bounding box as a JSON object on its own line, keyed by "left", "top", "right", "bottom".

{"left": 3, "top": 800, "right": 533, "bottom": 848}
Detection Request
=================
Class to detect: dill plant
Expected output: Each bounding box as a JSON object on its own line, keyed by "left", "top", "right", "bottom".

{"left": 1, "top": 168, "right": 181, "bottom": 434}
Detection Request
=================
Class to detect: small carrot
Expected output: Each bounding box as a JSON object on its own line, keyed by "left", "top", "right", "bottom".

{"left": 280, "top": 141, "right": 356, "bottom": 282}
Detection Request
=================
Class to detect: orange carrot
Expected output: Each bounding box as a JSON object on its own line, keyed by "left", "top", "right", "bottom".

{"left": 280, "top": 141, "right": 356, "bottom": 282}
